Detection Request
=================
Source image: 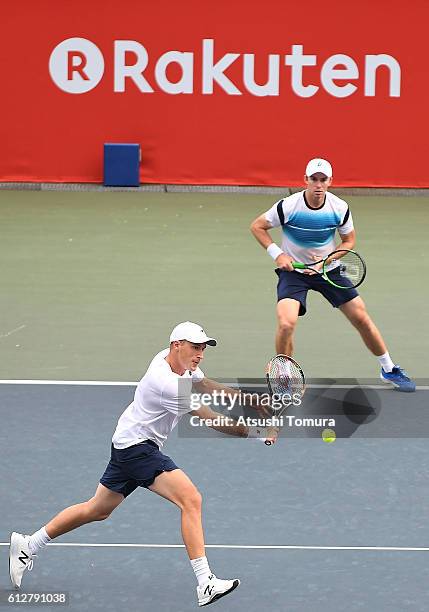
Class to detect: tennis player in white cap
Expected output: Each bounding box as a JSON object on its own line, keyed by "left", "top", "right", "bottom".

{"left": 10, "top": 321, "right": 274, "bottom": 607}
{"left": 250, "top": 158, "right": 415, "bottom": 392}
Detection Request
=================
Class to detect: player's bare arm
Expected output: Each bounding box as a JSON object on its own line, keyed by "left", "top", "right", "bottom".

{"left": 250, "top": 214, "right": 294, "bottom": 271}
{"left": 191, "top": 404, "right": 247, "bottom": 437}
{"left": 193, "top": 378, "right": 271, "bottom": 417}
{"left": 336, "top": 229, "right": 356, "bottom": 252}
{"left": 193, "top": 377, "right": 240, "bottom": 397}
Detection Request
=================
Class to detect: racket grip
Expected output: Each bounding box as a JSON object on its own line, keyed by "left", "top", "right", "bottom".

{"left": 292, "top": 262, "right": 306, "bottom": 269}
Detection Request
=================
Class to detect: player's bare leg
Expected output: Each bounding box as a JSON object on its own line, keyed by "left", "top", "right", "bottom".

{"left": 150, "top": 469, "right": 240, "bottom": 605}
{"left": 340, "top": 296, "right": 415, "bottom": 390}
{"left": 276, "top": 298, "right": 300, "bottom": 355}
{"left": 149, "top": 469, "right": 204, "bottom": 558}
{"left": 339, "top": 296, "right": 386, "bottom": 355}
{"left": 10, "top": 484, "right": 124, "bottom": 589}
{"left": 45, "top": 484, "right": 124, "bottom": 538}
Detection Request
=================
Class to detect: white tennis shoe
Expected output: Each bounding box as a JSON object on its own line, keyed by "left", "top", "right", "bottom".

{"left": 9, "top": 532, "right": 36, "bottom": 589}
{"left": 197, "top": 574, "right": 240, "bottom": 607}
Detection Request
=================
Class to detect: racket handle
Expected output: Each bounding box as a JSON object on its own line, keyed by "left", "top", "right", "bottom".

{"left": 292, "top": 262, "right": 306, "bottom": 269}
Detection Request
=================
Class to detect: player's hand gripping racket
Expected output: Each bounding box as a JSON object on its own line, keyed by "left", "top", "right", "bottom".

{"left": 264, "top": 354, "right": 306, "bottom": 445}
{"left": 292, "top": 249, "right": 366, "bottom": 289}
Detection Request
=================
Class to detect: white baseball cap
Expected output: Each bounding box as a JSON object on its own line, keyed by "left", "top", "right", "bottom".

{"left": 169, "top": 321, "right": 217, "bottom": 346}
{"left": 305, "top": 158, "right": 333, "bottom": 178}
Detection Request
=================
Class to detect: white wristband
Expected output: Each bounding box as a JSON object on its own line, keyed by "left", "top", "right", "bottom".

{"left": 267, "top": 243, "right": 283, "bottom": 261}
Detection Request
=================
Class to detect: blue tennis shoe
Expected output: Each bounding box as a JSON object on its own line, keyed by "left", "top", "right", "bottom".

{"left": 380, "top": 366, "right": 416, "bottom": 392}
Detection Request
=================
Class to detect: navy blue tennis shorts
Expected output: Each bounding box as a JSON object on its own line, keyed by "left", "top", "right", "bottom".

{"left": 100, "top": 440, "right": 178, "bottom": 498}
{"left": 275, "top": 269, "right": 358, "bottom": 316}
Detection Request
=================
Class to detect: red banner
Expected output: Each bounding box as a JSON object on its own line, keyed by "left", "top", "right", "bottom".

{"left": 2, "top": 1, "right": 428, "bottom": 187}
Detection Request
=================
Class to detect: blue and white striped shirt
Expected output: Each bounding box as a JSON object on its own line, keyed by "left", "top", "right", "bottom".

{"left": 264, "top": 190, "right": 354, "bottom": 268}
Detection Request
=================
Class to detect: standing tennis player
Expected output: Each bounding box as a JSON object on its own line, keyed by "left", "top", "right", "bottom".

{"left": 9, "top": 321, "right": 275, "bottom": 606}
{"left": 250, "top": 158, "right": 415, "bottom": 392}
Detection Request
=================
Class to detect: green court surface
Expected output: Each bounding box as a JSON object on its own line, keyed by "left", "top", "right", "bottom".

{"left": 1, "top": 190, "right": 428, "bottom": 380}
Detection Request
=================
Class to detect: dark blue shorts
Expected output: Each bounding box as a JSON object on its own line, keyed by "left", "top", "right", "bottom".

{"left": 275, "top": 269, "right": 358, "bottom": 316}
{"left": 99, "top": 441, "right": 178, "bottom": 498}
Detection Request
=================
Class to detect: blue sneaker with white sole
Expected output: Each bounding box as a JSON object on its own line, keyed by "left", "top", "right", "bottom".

{"left": 380, "top": 366, "right": 416, "bottom": 392}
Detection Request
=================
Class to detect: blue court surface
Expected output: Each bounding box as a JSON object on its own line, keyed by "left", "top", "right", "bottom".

{"left": 2, "top": 382, "right": 429, "bottom": 611}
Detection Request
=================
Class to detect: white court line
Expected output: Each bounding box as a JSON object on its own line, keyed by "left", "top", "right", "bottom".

{"left": 0, "top": 380, "right": 428, "bottom": 390}
{"left": 0, "top": 542, "right": 428, "bottom": 551}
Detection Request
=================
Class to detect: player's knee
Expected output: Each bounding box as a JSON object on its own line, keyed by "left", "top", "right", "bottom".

{"left": 353, "top": 309, "right": 370, "bottom": 329}
{"left": 278, "top": 318, "right": 296, "bottom": 335}
{"left": 181, "top": 487, "right": 203, "bottom": 513}
{"left": 85, "top": 500, "right": 112, "bottom": 522}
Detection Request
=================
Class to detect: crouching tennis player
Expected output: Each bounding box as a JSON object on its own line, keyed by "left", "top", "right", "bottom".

{"left": 10, "top": 321, "right": 274, "bottom": 607}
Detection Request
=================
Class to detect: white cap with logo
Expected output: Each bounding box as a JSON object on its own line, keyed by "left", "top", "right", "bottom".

{"left": 169, "top": 321, "right": 217, "bottom": 346}
{"left": 305, "top": 158, "right": 333, "bottom": 178}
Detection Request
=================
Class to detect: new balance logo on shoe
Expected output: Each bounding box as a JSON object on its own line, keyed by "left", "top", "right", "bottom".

{"left": 18, "top": 551, "right": 29, "bottom": 565}
{"left": 204, "top": 585, "right": 214, "bottom": 596}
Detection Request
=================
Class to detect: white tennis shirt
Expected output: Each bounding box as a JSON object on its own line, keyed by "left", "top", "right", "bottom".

{"left": 265, "top": 190, "right": 354, "bottom": 269}
{"left": 112, "top": 349, "right": 204, "bottom": 449}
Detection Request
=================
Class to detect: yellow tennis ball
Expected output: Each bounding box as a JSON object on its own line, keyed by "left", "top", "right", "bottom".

{"left": 322, "top": 428, "right": 336, "bottom": 443}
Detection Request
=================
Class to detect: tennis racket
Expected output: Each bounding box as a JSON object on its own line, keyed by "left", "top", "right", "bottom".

{"left": 292, "top": 249, "right": 366, "bottom": 289}
{"left": 264, "top": 354, "right": 306, "bottom": 445}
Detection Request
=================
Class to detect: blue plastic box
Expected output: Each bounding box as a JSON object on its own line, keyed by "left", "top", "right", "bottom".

{"left": 103, "top": 143, "right": 140, "bottom": 186}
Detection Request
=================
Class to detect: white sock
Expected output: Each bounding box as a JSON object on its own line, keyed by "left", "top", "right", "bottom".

{"left": 377, "top": 351, "right": 395, "bottom": 373}
{"left": 28, "top": 527, "right": 51, "bottom": 555}
{"left": 190, "top": 556, "right": 212, "bottom": 586}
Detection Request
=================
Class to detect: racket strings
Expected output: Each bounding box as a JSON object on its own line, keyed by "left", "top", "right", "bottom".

{"left": 327, "top": 250, "right": 366, "bottom": 288}
{"left": 267, "top": 356, "right": 305, "bottom": 396}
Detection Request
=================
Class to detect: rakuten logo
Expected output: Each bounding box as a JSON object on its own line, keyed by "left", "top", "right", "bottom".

{"left": 49, "top": 37, "right": 401, "bottom": 97}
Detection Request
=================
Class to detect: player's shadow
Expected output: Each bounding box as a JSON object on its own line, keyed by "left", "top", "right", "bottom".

{"left": 336, "top": 386, "right": 381, "bottom": 437}
{"left": 299, "top": 383, "right": 382, "bottom": 439}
